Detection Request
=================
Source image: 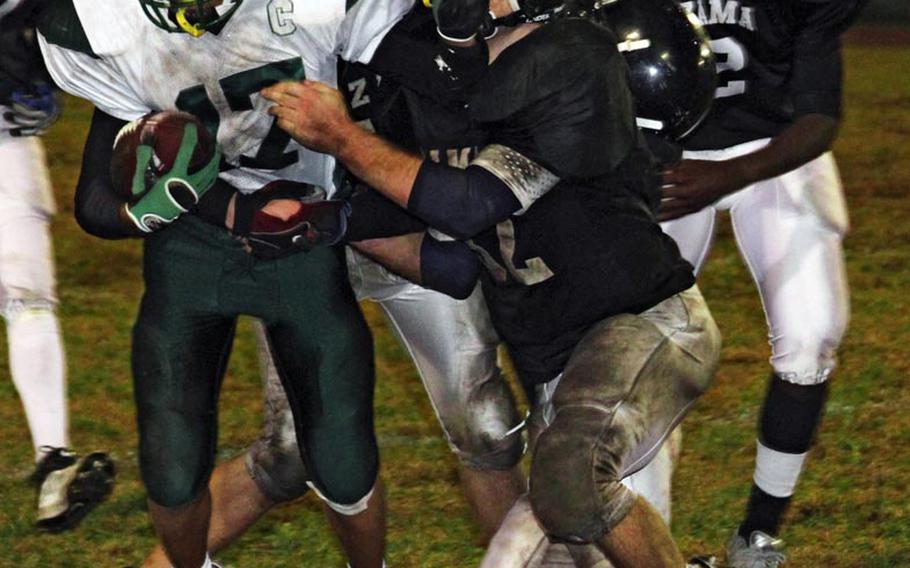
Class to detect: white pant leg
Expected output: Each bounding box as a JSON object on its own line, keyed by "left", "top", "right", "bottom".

{"left": 0, "top": 138, "right": 67, "bottom": 459}
{"left": 0, "top": 136, "right": 56, "bottom": 216}
{"left": 660, "top": 206, "right": 718, "bottom": 275}
{"left": 728, "top": 155, "right": 850, "bottom": 383}
{"left": 620, "top": 428, "right": 681, "bottom": 524}
{"left": 347, "top": 248, "right": 523, "bottom": 469}
{"left": 664, "top": 140, "right": 850, "bottom": 382}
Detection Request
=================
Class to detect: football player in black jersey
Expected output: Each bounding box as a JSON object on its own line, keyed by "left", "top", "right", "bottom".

{"left": 262, "top": 0, "right": 722, "bottom": 565}
{"left": 658, "top": 2, "right": 866, "bottom": 565}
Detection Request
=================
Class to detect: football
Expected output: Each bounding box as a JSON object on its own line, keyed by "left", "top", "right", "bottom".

{"left": 109, "top": 110, "right": 215, "bottom": 203}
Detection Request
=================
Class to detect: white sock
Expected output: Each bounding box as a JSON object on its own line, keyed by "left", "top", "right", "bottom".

{"left": 6, "top": 308, "right": 68, "bottom": 459}
{"left": 754, "top": 439, "right": 807, "bottom": 498}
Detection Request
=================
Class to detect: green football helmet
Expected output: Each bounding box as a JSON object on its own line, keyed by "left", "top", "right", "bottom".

{"left": 139, "top": 0, "right": 242, "bottom": 37}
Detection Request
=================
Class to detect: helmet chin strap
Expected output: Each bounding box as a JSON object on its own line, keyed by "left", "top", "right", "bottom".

{"left": 175, "top": 8, "right": 206, "bottom": 37}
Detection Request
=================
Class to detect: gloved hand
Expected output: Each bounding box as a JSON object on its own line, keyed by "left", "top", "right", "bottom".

{"left": 232, "top": 180, "right": 349, "bottom": 259}
{"left": 124, "top": 122, "right": 222, "bottom": 233}
{"left": 432, "top": 0, "right": 490, "bottom": 42}
{"left": 4, "top": 82, "right": 60, "bottom": 137}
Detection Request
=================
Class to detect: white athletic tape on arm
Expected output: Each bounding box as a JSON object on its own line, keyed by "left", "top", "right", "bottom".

{"left": 753, "top": 440, "right": 808, "bottom": 498}
{"left": 471, "top": 144, "right": 560, "bottom": 214}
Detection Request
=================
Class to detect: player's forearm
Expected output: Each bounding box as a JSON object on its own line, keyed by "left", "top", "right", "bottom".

{"left": 75, "top": 108, "right": 143, "bottom": 239}
{"left": 730, "top": 114, "right": 839, "bottom": 185}
{"left": 334, "top": 124, "right": 422, "bottom": 208}
{"left": 353, "top": 232, "right": 481, "bottom": 300}
{"left": 352, "top": 234, "right": 425, "bottom": 283}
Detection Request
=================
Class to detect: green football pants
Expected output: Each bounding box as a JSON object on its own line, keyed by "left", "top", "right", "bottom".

{"left": 132, "top": 216, "right": 376, "bottom": 508}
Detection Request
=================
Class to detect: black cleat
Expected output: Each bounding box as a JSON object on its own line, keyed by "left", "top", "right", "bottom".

{"left": 36, "top": 451, "right": 116, "bottom": 533}
{"left": 687, "top": 555, "right": 717, "bottom": 568}
{"left": 28, "top": 446, "right": 77, "bottom": 486}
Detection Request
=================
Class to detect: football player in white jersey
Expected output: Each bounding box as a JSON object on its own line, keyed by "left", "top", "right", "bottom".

{"left": 38, "top": 0, "right": 526, "bottom": 566}
{"left": 1, "top": 0, "right": 115, "bottom": 533}
{"left": 659, "top": 1, "right": 865, "bottom": 565}
{"left": 38, "top": 0, "right": 417, "bottom": 566}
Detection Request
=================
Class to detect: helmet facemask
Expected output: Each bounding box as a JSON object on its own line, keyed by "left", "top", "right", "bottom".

{"left": 490, "top": 0, "right": 567, "bottom": 28}
{"left": 139, "top": 0, "right": 242, "bottom": 37}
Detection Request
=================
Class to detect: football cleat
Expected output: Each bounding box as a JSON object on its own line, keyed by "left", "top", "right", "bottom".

{"left": 28, "top": 446, "right": 77, "bottom": 486}
{"left": 727, "top": 530, "right": 787, "bottom": 568}
{"left": 36, "top": 451, "right": 116, "bottom": 533}
{"left": 687, "top": 555, "right": 717, "bottom": 568}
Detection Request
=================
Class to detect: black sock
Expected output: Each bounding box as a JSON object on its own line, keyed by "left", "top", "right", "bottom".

{"left": 738, "top": 375, "right": 829, "bottom": 540}
{"left": 738, "top": 484, "right": 791, "bottom": 539}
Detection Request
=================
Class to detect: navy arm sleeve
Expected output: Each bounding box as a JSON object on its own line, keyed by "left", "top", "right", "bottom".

{"left": 345, "top": 189, "right": 428, "bottom": 242}
{"left": 420, "top": 233, "right": 480, "bottom": 300}
{"left": 407, "top": 160, "right": 521, "bottom": 241}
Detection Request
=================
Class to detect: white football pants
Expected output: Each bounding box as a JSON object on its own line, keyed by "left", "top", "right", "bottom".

{"left": 0, "top": 135, "right": 68, "bottom": 460}
{"left": 661, "top": 138, "right": 850, "bottom": 384}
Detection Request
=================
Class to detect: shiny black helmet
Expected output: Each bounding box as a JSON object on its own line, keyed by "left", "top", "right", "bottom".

{"left": 592, "top": 0, "right": 717, "bottom": 140}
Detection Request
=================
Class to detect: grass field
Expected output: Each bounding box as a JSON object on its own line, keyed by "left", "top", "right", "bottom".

{"left": 0, "top": 41, "right": 908, "bottom": 567}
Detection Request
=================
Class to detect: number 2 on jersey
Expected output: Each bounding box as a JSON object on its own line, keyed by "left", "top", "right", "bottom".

{"left": 710, "top": 36, "right": 748, "bottom": 98}
{"left": 176, "top": 58, "right": 306, "bottom": 170}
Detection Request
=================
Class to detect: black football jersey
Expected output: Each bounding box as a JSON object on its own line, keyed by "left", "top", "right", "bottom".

{"left": 345, "top": 16, "right": 694, "bottom": 387}
{"left": 339, "top": 60, "right": 415, "bottom": 152}
{"left": 468, "top": 18, "right": 695, "bottom": 386}
{"left": 0, "top": 3, "right": 48, "bottom": 102}
{"left": 341, "top": 7, "right": 487, "bottom": 167}
{"left": 681, "top": 0, "right": 867, "bottom": 150}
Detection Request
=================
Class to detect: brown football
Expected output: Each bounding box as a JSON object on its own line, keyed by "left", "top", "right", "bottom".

{"left": 110, "top": 110, "right": 215, "bottom": 203}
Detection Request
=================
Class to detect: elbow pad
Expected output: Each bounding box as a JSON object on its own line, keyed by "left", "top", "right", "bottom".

{"left": 420, "top": 233, "right": 480, "bottom": 300}
{"left": 407, "top": 161, "right": 520, "bottom": 240}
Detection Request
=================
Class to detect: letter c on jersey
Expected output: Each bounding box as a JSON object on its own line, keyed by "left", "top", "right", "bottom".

{"left": 268, "top": 0, "right": 296, "bottom": 36}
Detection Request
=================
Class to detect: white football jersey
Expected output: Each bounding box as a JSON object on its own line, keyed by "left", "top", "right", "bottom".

{"left": 38, "top": 0, "right": 411, "bottom": 194}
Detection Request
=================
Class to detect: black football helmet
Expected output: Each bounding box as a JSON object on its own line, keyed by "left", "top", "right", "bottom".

{"left": 140, "top": 0, "right": 242, "bottom": 37}
{"left": 592, "top": 0, "right": 717, "bottom": 140}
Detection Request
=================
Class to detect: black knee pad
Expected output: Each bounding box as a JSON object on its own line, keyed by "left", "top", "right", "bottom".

{"left": 529, "top": 407, "right": 635, "bottom": 543}
{"left": 760, "top": 374, "right": 829, "bottom": 454}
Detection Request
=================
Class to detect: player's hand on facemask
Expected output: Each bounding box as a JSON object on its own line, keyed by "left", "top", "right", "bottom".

{"left": 659, "top": 159, "right": 750, "bottom": 222}
{"left": 262, "top": 80, "right": 353, "bottom": 156}
{"left": 230, "top": 180, "right": 350, "bottom": 259}
{"left": 123, "top": 122, "right": 222, "bottom": 233}
{"left": 4, "top": 82, "right": 60, "bottom": 137}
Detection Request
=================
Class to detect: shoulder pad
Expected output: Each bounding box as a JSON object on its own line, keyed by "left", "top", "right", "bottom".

{"left": 471, "top": 18, "right": 637, "bottom": 179}
{"left": 472, "top": 18, "right": 619, "bottom": 124}
{"left": 35, "top": 0, "right": 96, "bottom": 58}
